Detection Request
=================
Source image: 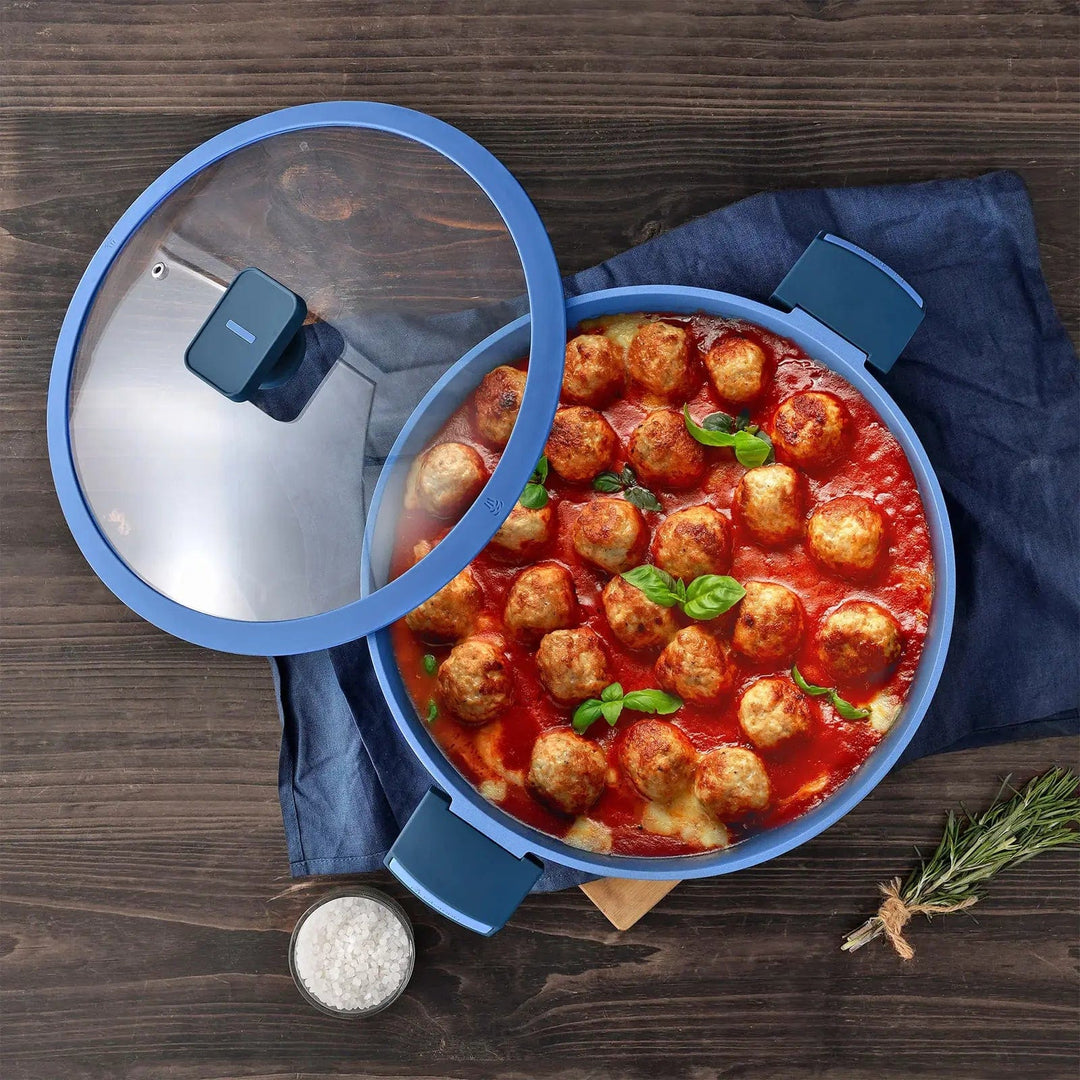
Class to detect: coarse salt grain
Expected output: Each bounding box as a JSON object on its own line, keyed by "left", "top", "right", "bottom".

{"left": 292, "top": 895, "right": 412, "bottom": 1012}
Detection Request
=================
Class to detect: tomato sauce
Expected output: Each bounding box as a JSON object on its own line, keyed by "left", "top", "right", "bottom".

{"left": 389, "top": 314, "right": 933, "bottom": 858}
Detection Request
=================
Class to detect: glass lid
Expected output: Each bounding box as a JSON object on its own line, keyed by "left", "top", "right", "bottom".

{"left": 49, "top": 104, "right": 565, "bottom": 654}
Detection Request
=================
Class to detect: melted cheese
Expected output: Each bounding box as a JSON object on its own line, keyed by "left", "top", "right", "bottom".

{"left": 642, "top": 790, "right": 730, "bottom": 851}
{"left": 564, "top": 817, "right": 614, "bottom": 854}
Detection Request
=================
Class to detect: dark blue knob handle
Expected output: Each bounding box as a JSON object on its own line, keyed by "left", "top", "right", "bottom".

{"left": 770, "top": 233, "right": 924, "bottom": 373}
{"left": 185, "top": 267, "right": 306, "bottom": 401}
{"left": 385, "top": 788, "right": 543, "bottom": 936}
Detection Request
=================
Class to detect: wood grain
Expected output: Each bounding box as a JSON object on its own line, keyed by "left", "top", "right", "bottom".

{"left": 579, "top": 878, "right": 681, "bottom": 929}
{"left": 1, "top": 2, "right": 1077, "bottom": 1078}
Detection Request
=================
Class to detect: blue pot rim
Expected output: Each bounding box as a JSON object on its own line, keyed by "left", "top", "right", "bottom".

{"left": 368, "top": 285, "right": 956, "bottom": 880}
{"left": 46, "top": 101, "right": 566, "bottom": 654}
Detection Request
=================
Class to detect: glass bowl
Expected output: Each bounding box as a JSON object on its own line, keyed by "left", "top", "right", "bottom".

{"left": 288, "top": 885, "right": 415, "bottom": 1018}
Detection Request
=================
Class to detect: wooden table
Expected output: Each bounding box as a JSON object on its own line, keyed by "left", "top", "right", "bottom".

{"left": 2, "top": 4, "right": 1077, "bottom": 1077}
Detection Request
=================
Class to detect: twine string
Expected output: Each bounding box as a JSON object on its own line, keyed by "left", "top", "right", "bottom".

{"left": 876, "top": 877, "right": 980, "bottom": 959}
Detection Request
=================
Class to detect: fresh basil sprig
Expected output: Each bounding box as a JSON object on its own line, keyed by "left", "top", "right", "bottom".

{"left": 572, "top": 681, "right": 682, "bottom": 734}
{"left": 519, "top": 455, "right": 550, "bottom": 509}
{"left": 683, "top": 405, "right": 774, "bottom": 468}
{"left": 621, "top": 564, "right": 746, "bottom": 621}
{"left": 791, "top": 664, "right": 871, "bottom": 720}
{"left": 592, "top": 464, "right": 663, "bottom": 512}
{"left": 422, "top": 653, "right": 437, "bottom": 676}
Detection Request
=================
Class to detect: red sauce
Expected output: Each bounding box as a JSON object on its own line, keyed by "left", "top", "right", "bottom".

{"left": 389, "top": 315, "right": 933, "bottom": 857}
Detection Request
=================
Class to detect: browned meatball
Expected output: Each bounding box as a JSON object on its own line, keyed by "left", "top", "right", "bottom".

{"left": 491, "top": 501, "right": 556, "bottom": 559}
{"left": 528, "top": 729, "right": 608, "bottom": 816}
{"left": 816, "top": 600, "right": 902, "bottom": 685}
{"left": 703, "top": 335, "right": 769, "bottom": 404}
{"left": 545, "top": 406, "right": 619, "bottom": 483}
{"left": 601, "top": 574, "right": 678, "bottom": 651}
{"left": 562, "top": 333, "right": 625, "bottom": 407}
{"left": 572, "top": 498, "right": 649, "bottom": 574}
{"left": 806, "top": 496, "right": 887, "bottom": 579}
{"left": 405, "top": 547, "right": 483, "bottom": 643}
{"left": 655, "top": 625, "right": 736, "bottom": 704}
{"left": 770, "top": 391, "right": 851, "bottom": 471}
{"left": 733, "top": 464, "right": 803, "bottom": 547}
{"left": 652, "top": 504, "right": 732, "bottom": 581}
{"left": 738, "top": 676, "right": 812, "bottom": 749}
{"left": 619, "top": 719, "right": 697, "bottom": 802}
{"left": 503, "top": 563, "right": 578, "bottom": 643}
{"left": 732, "top": 581, "right": 805, "bottom": 665}
{"left": 437, "top": 636, "right": 512, "bottom": 725}
{"left": 627, "top": 408, "right": 707, "bottom": 490}
{"left": 626, "top": 321, "right": 699, "bottom": 399}
{"left": 536, "top": 627, "right": 611, "bottom": 703}
{"left": 474, "top": 365, "right": 526, "bottom": 448}
{"left": 694, "top": 746, "right": 771, "bottom": 819}
{"left": 407, "top": 442, "right": 489, "bottom": 519}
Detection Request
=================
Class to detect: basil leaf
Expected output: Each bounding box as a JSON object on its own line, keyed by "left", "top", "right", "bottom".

{"left": 732, "top": 429, "right": 773, "bottom": 469}
{"left": 673, "top": 577, "right": 688, "bottom": 603}
{"left": 622, "top": 689, "right": 683, "bottom": 715}
{"left": 625, "top": 485, "right": 663, "bottom": 513}
{"left": 519, "top": 482, "right": 549, "bottom": 509}
{"left": 601, "top": 699, "right": 624, "bottom": 725}
{"left": 735, "top": 409, "right": 752, "bottom": 432}
{"left": 593, "top": 471, "right": 623, "bottom": 493}
{"left": 531, "top": 455, "right": 549, "bottom": 485}
{"left": 684, "top": 405, "right": 737, "bottom": 447}
{"left": 621, "top": 464, "right": 636, "bottom": 486}
{"left": 791, "top": 664, "right": 831, "bottom": 696}
{"left": 753, "top": 428, "right": 776, "bottom": 465}
{"left": 830, "top": 691, "right": 871, "bottom": 721}
{"left": 682, "top": 575, "right": 746, "bottom": 620}
{"left": 701, "top": 410, "right": 735, "bottom": 433}
{"left": 621, "top": 565, "right": 680, "bottom": 607}
{"left": 601, "top": 681, "right": 624, "bottom": 702}
{"left": 425, "top": 700, "right": 438, "bottom": 723}
{"left": 422, "top": 653, "right": 437, "bottom": 676}
{"left": 572, "top": 698, "right": 604, "bottom": 734}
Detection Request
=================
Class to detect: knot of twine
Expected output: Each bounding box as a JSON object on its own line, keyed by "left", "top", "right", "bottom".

{"left": 876, "top": 878, "right": 979, "bottom": 960}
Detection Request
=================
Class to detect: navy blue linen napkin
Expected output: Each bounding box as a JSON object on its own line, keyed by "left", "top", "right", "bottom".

{"left": 274, "top": 170, "right": 1079, "bottom": 886}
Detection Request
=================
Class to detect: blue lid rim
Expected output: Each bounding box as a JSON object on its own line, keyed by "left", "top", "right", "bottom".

{"left": 47, "top": 102, "right": 566, "bottom": 655}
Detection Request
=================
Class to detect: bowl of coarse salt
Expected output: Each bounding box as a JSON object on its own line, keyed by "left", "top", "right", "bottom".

{"left": 289, "top": 887, "right": 415, "bottom": 1017}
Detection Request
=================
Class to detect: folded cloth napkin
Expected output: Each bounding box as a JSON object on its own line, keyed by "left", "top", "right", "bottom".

{"left": 274, "top": 170, "right": 1079, "bottom": 886}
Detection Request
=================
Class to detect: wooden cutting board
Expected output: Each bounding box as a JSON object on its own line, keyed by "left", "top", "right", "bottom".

{"left": 579, "top": 878, "right": 680, "bottom": 930}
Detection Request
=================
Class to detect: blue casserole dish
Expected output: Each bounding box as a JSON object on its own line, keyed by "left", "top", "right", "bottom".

{"left": 366, "top": 280, "right": 956, "bottom": 936}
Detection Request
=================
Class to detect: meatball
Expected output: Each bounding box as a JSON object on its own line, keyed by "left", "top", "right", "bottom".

{"left": 503, "top": 563, "right": 578, "bottom": 643}
{"left": 491, "top": 500, "right": 556, "bottom": 558}
{"left": 437, "top": 636, "right": 512, "bottom": 725}
{"left": 732, "top": 581, "right": 805, "bottom": 665}
{"left": 536, "top": 627, "right": 611, "bottom": 703}
{"left": 562, "top": 333, "right": 624, "bottom": 406}
{"left": 652, "top": 504, "right": 732, "bottom": 581}
{"left": 405, "top": 556, "right": 483, "bottom": 643}
{"left": 738, "top": 676, "right": 812, "bottom": 749}
{"left": 474, "top": 365, "right": 526, "bottom": 448}
{"left": 528, "top": 729, "right": 608, "bottom": 816}
{"left": 626, "top": 321, "right": 698, "bottom": 399}
{"left": 407, "top": 442, "right": 489, "bottom": 519}
{"left": 601, "top": 574, "right": 678, "bottom": 651}
{"left": 693, "top": 747, "right": 771, "bottom": 819}
{"left": 703, "top": 335, "right": 769, "bottom": 404}
{"left": 816, "top": 600, "right": 902, "bottom": 685}
{"left": 572, "top": 498, "right": 649, "bottom": 574}
{"left": 620, "top": 719, "right": 697, "bottom": 802}
{"left": 733, "top": 464, "right": 803, "bottom": 547}
{"left": 655, "top": 626, "right": 736, "bottom": 704}
{"left": 770, "top": 391, "right": 851, "bottom": 471}
{"left": 806, "top": 495, "right": 887, "bottom": 579}
{"left": 545, "top": 406, "right": 619, "bottom": 483}
{"left": 627, "top": 408, "right": 707, "bottom": 490}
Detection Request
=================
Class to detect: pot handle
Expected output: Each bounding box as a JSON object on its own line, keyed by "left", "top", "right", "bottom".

{"left": 385, "top": 788, "right": 543, "bottom": 936}
{"left": 770, "top": 233, "right": 925, "bottom": 374}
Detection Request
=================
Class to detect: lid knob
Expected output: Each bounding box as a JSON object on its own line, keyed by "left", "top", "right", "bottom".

{"left": 185, "top": 267, "right": 307, "bottom": 401}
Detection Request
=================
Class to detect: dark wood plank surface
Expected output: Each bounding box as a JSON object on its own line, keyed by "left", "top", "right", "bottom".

{"left": 1, "top": 3, "right": 1077, "bottom": 1078}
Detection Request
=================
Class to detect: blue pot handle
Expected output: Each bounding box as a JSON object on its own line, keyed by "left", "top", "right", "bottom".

{"left": 770, "top": 233, "right": 925, "bottom": 373}
{"left": 385, "top": 788, "right": 543, "bottom": 935}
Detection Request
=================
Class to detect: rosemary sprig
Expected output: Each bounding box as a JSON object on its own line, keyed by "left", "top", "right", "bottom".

{"left": 842, "top": 767, "right": 1079, "bottom": 959}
